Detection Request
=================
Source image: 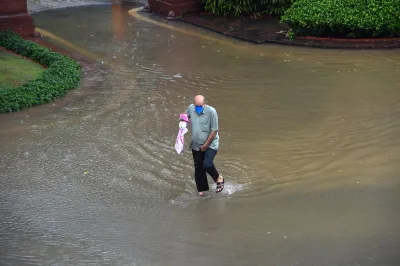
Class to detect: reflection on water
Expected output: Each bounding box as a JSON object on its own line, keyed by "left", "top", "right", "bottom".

{"left": 112, "top": 2, "right": 125, "bottom": 39}
{"left": 1, "top": 3, "right": 400, "bottom": 266}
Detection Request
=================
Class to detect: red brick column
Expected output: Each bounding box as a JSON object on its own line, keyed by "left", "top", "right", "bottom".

{"left": 0, "top": 0, "right": 35, "bottom": 36}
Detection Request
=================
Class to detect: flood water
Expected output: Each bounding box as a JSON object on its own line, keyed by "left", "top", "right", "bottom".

{"left": 1, "top": 3, "right": 400, "bottom": 265}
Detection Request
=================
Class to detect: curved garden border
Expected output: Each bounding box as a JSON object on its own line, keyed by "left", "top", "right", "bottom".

{"left": 175, "top": 11, "right": 400, "bottom": 49}
{"left": 0, "top": 30, "right": 81, "bottom": 113}
{"left": 292, "top": 36, "right": 400, "bottom": 49}
{"left": 277, "top": 38, "right": 400, "bottom": 49}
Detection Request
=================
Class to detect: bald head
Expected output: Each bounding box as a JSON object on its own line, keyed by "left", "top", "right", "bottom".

{"left": 193, "top": 95, "right": 205, "bottom": 106}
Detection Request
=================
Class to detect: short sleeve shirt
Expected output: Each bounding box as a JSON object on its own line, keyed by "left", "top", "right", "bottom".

{"left": 186, "top": 104, "right": 219, "bottom": 151}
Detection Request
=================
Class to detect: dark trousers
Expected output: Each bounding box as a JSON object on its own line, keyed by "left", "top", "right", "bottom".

{"left": 192, "top": 148, "right": 220, "bottom": 192}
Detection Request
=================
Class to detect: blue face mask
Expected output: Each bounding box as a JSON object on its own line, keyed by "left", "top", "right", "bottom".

{"left": 195, "top": 105, "right": 204, "bottom": 115}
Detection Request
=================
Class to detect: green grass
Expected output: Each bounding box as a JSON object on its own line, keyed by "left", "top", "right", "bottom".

{"left": 0, "top": 31, "right": 81, "bottom": 113}
{"left": 0, "top": 50, "right": 44, "bottom": 89}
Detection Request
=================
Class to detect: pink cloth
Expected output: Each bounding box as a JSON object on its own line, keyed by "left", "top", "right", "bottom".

{"left": 180, "top": 113, "right": 189, "bottom": 122}
{"left": 175, "top": 127, "right": 188, "bottom": 154}
{"left": 175, "top": 114, "right": 189, "bottom": 154}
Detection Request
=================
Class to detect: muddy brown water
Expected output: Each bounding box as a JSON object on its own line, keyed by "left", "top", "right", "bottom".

{"left": 1, "top": 3, "right": 400, "bottom": 266}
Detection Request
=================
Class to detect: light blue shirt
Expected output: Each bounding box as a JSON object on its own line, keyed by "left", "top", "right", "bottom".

{"left": 186, "top": 104, "right": 219, "bottom": 151}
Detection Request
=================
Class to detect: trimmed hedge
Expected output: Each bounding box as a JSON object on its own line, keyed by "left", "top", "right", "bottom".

{"left": 0, "top": 31, "right": 81, "bottom": 113}
{"left": 204, "top": 0, "right": 294, "bottom": 17}
{"left": 281, "top": 0, "right": 400, "bottom": 38}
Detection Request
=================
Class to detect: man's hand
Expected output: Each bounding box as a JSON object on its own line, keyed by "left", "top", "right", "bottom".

{"left": 200, "top": 130, "right": 217, "bottom": 152}
{"left": 200, "top": 144, "right": 209, "bottom": 152}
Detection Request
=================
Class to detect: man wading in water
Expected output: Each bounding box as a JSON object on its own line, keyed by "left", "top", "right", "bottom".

{"left": 186, "top": 95, "right": 224, "bottom": 196}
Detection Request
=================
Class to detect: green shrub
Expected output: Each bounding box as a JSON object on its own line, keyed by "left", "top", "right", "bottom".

{"left": 281, "top": 0, "right": 400, "bottom": 38}
{"left": 0, "top": 30, "right": 81, "bottom": 113}
{"left": 204, "top": 0, "right": 295, "bottom": 17}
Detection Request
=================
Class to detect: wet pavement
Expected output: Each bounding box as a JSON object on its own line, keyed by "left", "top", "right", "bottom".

{"left": 1, "top": 3, "right": 400, "bottom": 265}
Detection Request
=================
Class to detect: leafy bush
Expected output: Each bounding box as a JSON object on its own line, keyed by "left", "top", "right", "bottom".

{"left": 204, "top": 0, "right": 295, "bottom": 17}
{"left": 281, "top": 0, "right": 400, "bottom": 38}
{"left": 0, "top": 30, "right": 81, "bottom": 113}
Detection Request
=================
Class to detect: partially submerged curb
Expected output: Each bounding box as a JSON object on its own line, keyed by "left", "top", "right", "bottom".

{"left": 177, "top": 13, "right": 400, "bottom": 49}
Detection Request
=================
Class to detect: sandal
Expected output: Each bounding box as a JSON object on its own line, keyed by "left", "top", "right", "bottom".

{"left": 216, "top": 177, "right": 224, "bottom": 193}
